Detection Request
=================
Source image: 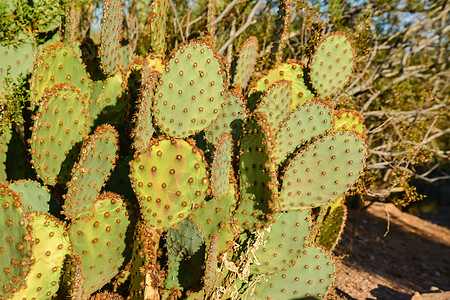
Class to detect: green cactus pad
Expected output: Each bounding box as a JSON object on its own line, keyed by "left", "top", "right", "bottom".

{"left": 255, "top": 80, "right": 292, "bottom": 134}
{"left": 252, "top": 244, "right": 335, "bottom": 299}
{"left": 154, "top": 41, "right": 225, "bottom": 138}
{"left": 205, "top": 91, "right": 246, "bottom": 144}
{"left": 130, "top": 138, "right": 209, "bottom": 229}
{"left": 69, "top": 192, "right": 129, "bottom": 297}
{"left": 8, "top": 180, "right": 51, "bottom": 213}
{"left": 314, "top": 201, "right": 347, "bottom": 251}
{"left": 251, "top": 209, "right": 311, "bottom": 275}
{"left": 0, "top": 183, "right": 33, "bottom": 298}
{"left": 0, "top": 42, "right": 35, "bottom": 98}
{"left": 31, "top": 42, "right": 91, "bottom": 108}
{"left": 0, "top": 125, "right": 12, "bottom": 182}
{"left": 89, "top": 73, "right": 125, "bottom": 127}
{"left": 129, "top": 222, "right": 161, "bottom": 300}
{"left": 333, "top": 109, "right": 367, "bottom": 139}
{"left": 310, "top": 33, "right": 354, "bottom": 98}
{"left": 233, "top": 36, "right": 258, "bottom": 91}
{"left": 204, "top": 233, "right": 219, "bottom": 294}
{"left": 132, "top": 67, "right": 158, "bottom": 153}
{"left": 211, "top": 133, "right": 234, "bottom": 200}
{"left": 12, "top": 212, "right": 70, "bottom": 299}
{"left": 100, "top": 0, "right": 126, "bottom": 74}
{"left": 273, "top": 101, "right": 333, "bottom": 164}
{"left": 280, "top": 132, "right": 367, "bottom": 210}
{"left": 251, "top": 63, "right": 314, "bottom": 110}
{"left": 165, "top": 219, "right": 204, "bottom": 290}
{"left": 149, "top": 0, "right": 169, "bottom": 56}
{"left": 236, "top": 115, "right": 279, "bottom": 230}
{"left": 29, "top": 83, "right": 89, "bottom": 185}
{"left": 205, "top": 0, "right": 216, "bottom": 47}
{"left": 64, "top": 2, "right": 80, "bottom": 48}
{"left": 192, "top": 193, "right": 235, "bottom": 253}
{"left": 64, "top": 125, "right": 119, "bottom": 219}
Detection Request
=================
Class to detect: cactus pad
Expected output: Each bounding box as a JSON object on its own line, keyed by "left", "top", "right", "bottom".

{"left": 149, "top": 0, "right": 169, "bottom": 56}
{"left": 252, "top": 244, "right": 335, "bottom": 299}
{"left": 193, "top": 193, "right": 235, "bottom": 253}
{"left": 310, "top": 33, "right": 354, "bottom": 98}
{"left": 0, "top": 42, "right": 35, "bottom": 98}
{"left": 0, "top": 125, "right": 12, "bottom": 182}
{"left": 100, "top": 0, "right": 126, "bottom": 74}
{"left": 333, "top": 109, "right": 367, "bottom": 139}
{"left": 31, "top": 42, "right": 91, "bottom": 108}
{"left": 273, "top": 101, "right": 333, "bottom": 164}
{"left": 280, "top": 132, "right": 367, "bottom": 210}
{"left": 13, "top": 212, "right": 70, "bottom": 299}
{"left": 211, "top": 133, "right": 234, "bottom": 200}
{"left": 165, "top": 219, "right": 204, "bottom": 290}
{"left": 236, "top": 115, "right": 279, "bottom": 230}
{"left": 251, "top": 209, "right": 311, "bottom": 275}
{"left": 64, "top": 125, "right": 119, "bottom": 219}
{"left": 130, "top": 138, "right": 209, "bottom": 229}
{"left": 154, "top": 41, "right": 225, "bottom": 138}
{"left": 8, "top": 180, "right": 51, "bottom": 213}
{"left": 255, "top": 80, "right": 292, "bottom": 134}
{"left": 251, "top": 63, "right": 314, "bottom": 110}
{"left": 314, "top": 201, "right": 347, "bottom": 251}
{"left": 89, "top": 73, "right": 125, "bottom": 127}
{"left": 233, "top": 37, "right": 258, "bottom": 91}
{"left": 69, "top": 192, "right": 129, "bottom": 297}
{"left": 129, "top": 222, "right": 161, "bottom": 300}
{"left": 205, "top": 91, "right": 246, "bottom": 144}
{"left": 0, "top": 183, "right": 33, "bottom": 298}
{"left": 29, "top": 83, "right": 89, "bottom": 185}
{"left": 132, "top": 67, "right": 158, "bottom": 153}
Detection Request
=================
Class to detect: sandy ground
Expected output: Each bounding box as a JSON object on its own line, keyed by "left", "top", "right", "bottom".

{"left": 330, "top": 202, "right": 450, "bottom": 300}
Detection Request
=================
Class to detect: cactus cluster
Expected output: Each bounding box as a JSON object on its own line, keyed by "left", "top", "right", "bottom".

{"left": 0, "top": 0, "right": 367, "bottom": 299}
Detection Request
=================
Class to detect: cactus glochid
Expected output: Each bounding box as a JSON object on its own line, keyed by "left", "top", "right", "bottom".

{"left": 0, "top": 1, "right": 367, "bottom": 299}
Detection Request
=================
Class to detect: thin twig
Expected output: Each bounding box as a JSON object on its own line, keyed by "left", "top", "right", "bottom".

{"left": 218, "top": 0, "right": 264, "bottom": 55}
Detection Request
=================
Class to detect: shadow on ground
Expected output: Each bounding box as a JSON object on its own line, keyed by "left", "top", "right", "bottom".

{"left": 333, "top": 203, "right": 450, "bottom": 299}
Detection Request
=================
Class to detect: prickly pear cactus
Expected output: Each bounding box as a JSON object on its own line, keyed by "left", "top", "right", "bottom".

{"left": 68, "top": 193, "right": 129, "bottom": 297}
{"left": 130, "top": 138, "right": 209, "bottom": 229}
{"left": 0, "top": 1, "right": 369, "bottom": 299}
{"left": 0, "top": 125, "right": 12, "bottom": 182}
{"left": 310, "top": 33, "right": 355, "bottom": 98}
{"left": 280, "top": 132, "right": 366, "bottom": 210}
{"left": 252, "top": 244, "right": 335, "bottom": 299}
{"left": 29, "top": 83, "right": 89, "bottom": 185}
{"left": 12, "top": 212, "right": 70, "bottom": 299}
{"left": 0, "top": 183, "right": 33, "bottom": 298}
{"left": 8, "top": 180, "right": 51, "bottom": 213}
{"left": 233, "top": 37, "right": 258, "bottom": 91}
{"left": 153, "top": 42, "right": 225, "bottom": 138}
{"left": 252, "top": 62, "right": 314, "bottom": 109}
{"left": 63, "top": 125, "right": 119, "bottom": 219}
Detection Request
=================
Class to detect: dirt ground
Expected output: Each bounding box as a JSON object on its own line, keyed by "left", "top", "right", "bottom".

{"left": 330, "top": 202, "right": 450, "bottom": 300}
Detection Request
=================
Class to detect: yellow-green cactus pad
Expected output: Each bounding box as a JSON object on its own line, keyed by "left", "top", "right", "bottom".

{"left": 69, "top": 193, "right": 129, "bottom": 297}
{"left": 130, "top": 138, "right": 209, "bottom": 229}
{"left": 12, "top": 212, "right": 69, "bottom": 299}
{"left": 0, "top": 183, "right": 33, "bottom": 298}
{"left": 251, "top": 62, "right": 314, "bottom": 110}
